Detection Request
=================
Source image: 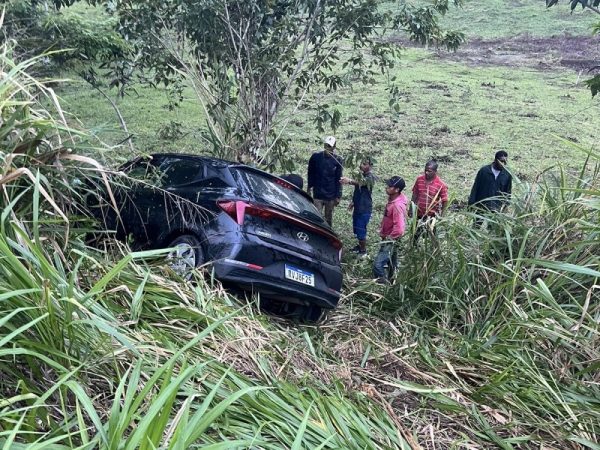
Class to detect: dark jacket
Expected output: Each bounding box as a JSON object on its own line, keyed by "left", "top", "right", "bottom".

{"left": 352, "top": 171, "right": 375, "bottom": 214}
{"left": 468, "top": 164, "right": 512, "bottom": 211}
{"left": 307, "top": 151, "right": 343, "bottom": 200}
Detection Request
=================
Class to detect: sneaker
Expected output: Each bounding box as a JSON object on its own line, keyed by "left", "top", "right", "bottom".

{"left": 349, "top": 245, "right": 361, "bottom": 254}
{"left": 357, "top": 251, "right": 368, "bottom": 259}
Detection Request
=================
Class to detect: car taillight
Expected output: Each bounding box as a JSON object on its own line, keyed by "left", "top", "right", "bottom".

{"left": 246, "top": 204, "right": 275, "bottom": 220}
{"left": 218, "top": 199, "right": 343, "bottom": 250}
{"left": 218, "top": 200, "right": 280, "bottom": 224}
{"left": 275, "top": 179, "right": 293, "bottom": 189}
{"left": 217, "top": 200, "right": 249, "bottom": 225}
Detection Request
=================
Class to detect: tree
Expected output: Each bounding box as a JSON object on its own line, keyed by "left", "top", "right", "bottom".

{"left": 1, "top": 1, "right": 128, "bottom": 69}
{"left": 48, "top": 0, "right": 465, "bottom": 167}
{"left": 546, "top": 0, "right": 600, "bottom": 97}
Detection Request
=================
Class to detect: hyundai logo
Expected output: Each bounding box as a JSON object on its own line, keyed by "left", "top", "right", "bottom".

{"left": 297, "top": 232, "right": 309, "bottom": 242}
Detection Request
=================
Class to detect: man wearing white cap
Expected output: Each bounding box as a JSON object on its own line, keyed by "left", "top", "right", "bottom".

{"left": 307, "top": 136, "right": 343, "bottom": 227}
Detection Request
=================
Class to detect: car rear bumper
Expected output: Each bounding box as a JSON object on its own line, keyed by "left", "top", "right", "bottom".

{"left": 212, "top": 259, "right": 341, "bottom": 309}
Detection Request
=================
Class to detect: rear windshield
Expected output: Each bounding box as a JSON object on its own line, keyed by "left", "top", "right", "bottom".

{"left": 233, "top": 169, "right": 322, "bottom": 219}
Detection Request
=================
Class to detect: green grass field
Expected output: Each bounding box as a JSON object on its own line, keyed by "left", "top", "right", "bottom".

{"left": 55, "top": 1, "right": 600, "bottom": 171}
{"left": 439, "top": 0, "right": 598, "bottom": 38}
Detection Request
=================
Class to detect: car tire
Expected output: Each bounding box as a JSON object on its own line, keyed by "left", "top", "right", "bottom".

{"left": 167, "top": 234, "right": 205, "bottom": 276}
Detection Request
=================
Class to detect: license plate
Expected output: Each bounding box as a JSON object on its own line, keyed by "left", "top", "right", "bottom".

{"left": 284, "top": 264, "right": 314, "bottom": 287}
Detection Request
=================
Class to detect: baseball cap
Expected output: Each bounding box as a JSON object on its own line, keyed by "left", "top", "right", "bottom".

{"left": 386, "top": 176, "right": 405, "bottom": 191}
{"left": 323, "top": 136, "right": 336, "bottom": 148}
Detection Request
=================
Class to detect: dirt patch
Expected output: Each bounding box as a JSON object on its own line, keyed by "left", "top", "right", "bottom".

{"left": 393, "top": 34, "right": 600, "bottom": 71}
{"left": 423, "top": 82, "right": 450, "bottom": 91}
{"left": 431, "top": 125, "right": 451, "bottom": 135}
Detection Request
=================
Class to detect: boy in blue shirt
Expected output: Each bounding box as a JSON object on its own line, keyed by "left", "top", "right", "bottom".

{"left": 341, "top": 157, "right": 375, "bottom": 257}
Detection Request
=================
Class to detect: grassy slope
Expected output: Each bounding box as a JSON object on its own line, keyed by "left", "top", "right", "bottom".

{"left": 32, "top": 2, "right": 600, "bottom": 448}
{"left": 59, "top": 51, "right": 600, "bottom": 251}
{"left": 62, "top": 52, "right": 599, "bottom": 188}
{"left": 438, "top": 0, "right": 598, "bottom": 38}
{"left": 56, "top": 1, "right": 600, "bottom": 196}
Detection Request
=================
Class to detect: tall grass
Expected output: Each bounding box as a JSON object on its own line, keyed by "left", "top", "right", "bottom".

{"left": 345, "top": 149, "right": 600, "bottom": 448}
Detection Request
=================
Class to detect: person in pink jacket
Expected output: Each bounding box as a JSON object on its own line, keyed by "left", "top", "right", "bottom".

{"left": 373, "top": 176, "right": 408, "bottom": 284}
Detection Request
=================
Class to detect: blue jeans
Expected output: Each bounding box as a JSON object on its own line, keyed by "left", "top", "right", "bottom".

{"left": 352, "top": 212, "right": 371, "bottom": 240}
{"left": 373, "top": 241, "right": 398, "bottom": 279}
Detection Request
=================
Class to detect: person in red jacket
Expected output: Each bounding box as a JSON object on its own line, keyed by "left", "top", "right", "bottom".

{"left": 409, "top": 159, "right": 448, "bottom": 243}
{"left": 373, "top": 176, "right": 408, "bottom": 284}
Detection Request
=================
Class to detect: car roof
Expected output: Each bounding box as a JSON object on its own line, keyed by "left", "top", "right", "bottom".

{"left": 149, "top": 152, "right": 280, "bottom": 176}
{"left": 149, "top": 153, "right": 233, "bottom": 168}
{"left": 149, "top": 153, "right": 312, "bottom": 200}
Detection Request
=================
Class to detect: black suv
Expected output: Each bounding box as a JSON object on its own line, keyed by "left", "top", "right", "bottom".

{"left": 89, "top": 153, "right": 343, "bottom": 320}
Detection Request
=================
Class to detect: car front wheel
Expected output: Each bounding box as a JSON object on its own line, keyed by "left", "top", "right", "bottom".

{"left": 167, "top": 234, "right": 204, "bottom": 276}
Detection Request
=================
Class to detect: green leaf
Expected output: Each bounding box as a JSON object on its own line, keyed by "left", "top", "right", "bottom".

{"left": 524, "top": 259, "right": 600, "bottom": 277}
{"left": 291, "top": 403, "right": 313, "bottom": 450}
{"left": 182, "top": 384, "right": 266, "bottom": 447}
{"left": 127, "top": 366, "right": 197, "bottom": 449}
{"left": 0, "top": 311, "right": 49, "bottom": 348}
{"left": 568, "top": 437, "right": 600, "bottom": 450}
{"left": 65, "top": 381, "right": 109, "bottom": 446}
{"left": 194, "top": 442, "right": 253, "bottom": 450}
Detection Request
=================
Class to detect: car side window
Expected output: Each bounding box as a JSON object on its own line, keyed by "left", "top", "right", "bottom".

{"left": 159, "top": 159, "right": 204, "bottom": 187}
{"left": 196, "top": 166, "right": 230, "bottom": 188}
{"left": 198, "top": 177, "right": 229, "bottom": 188}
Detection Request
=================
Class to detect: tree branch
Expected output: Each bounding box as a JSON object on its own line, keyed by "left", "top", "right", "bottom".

{"left": 91, "top": 84, "right": 135, "bottom": 154}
